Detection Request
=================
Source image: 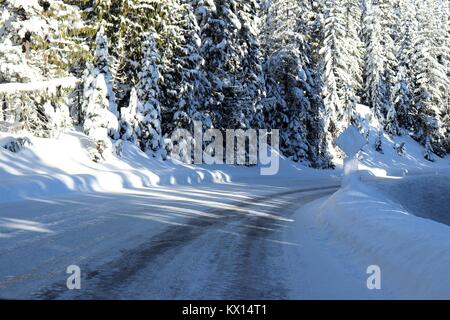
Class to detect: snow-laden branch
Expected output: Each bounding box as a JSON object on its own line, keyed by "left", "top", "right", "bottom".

{"left": 0, "top": 77, "right": 80, "bottom": 94}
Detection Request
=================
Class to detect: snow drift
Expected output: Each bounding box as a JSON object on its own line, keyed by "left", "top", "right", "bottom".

{"left": 0, "top": 129, "right": 233, "bottom": 203}
{"left": 0, "top": 128, "right": 336, "bottom": 204}
{"left": 313, "top": 173, "right": 450, "bottom": 299}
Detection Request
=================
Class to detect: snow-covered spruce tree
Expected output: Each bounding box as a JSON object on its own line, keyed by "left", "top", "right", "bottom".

{"left": 379, "top": 0, "right": 399, "bottom": 113}
{"left": 319, "top": 0, "right": 364, "bottom": 150}
{"left": 77, "top": 0, "right": 148, "bottom": 112}
{"left": 198, "top": 0, "right": 264, "bottom": 131}
{"left": 367, "top": 0, "right": 405, "bottom": 137}
{"left": 135, "top": 31, "right": 165, "bottom": 159}
{"left": 119, "top": 87, "right": 139, "bottom": 146}
{"left": 82, "top": 26, "right": 119, "bottom": 140}
{"left": 92, "top": 26, "right": 118, "bottom": 122}
{"left": 362, "top": 0, "right": 391, "bottom": 124}
{"left": 198, "top": 0, "right": 235, "bottom": 130}
{"left": 318, "top": 0, "right": 362, "bottom": 162}
{"left": 342, "top": 0, "right": 364, "bottom": 100}
{"left": 410, "top": 0, "right": 449, "bottom": 158}
{"left": 261, "top": 0, "right": 312, "bottom": 164}
{"left": 385, "top": 101, "right": 400, "bottom": 136}
{"left": 97, "top": 0, "right": 129, "bottom": 110}
{"left": 306, "top": 0, "right": 336, "bottom": 168}
{"left": 393, "top": 0, "right": 416, "bottom": 131}
{"left": 263, "top": 48, "right": 311, "bottom": 163}
{"left": 83, "top": 73, "right": 119, "bottom": 161}
{"left": 318, "top": 0, "right": 340, "bottom": 150}
{"left": 260, "top": 0, "right": 333, "bottom": 167}
{"left": 392, "top": 66, "right": 413, "bottom": 132}
{"left": 234, "top": 0, "right": 266, "bottom": 130}
{"left": 109, "top": 0, "right": 169, "bottom": 112}
{"left": 159, "top": 0, "right": 211, "bottom": 139}
{"left": 82, "top": 0, "right": 123, "bottom": 46}
{"left": 0, "top": 1, "right": 41, "bottom": 131}
{"left": 1, "top": 0, "right": 86, "bottom": 80}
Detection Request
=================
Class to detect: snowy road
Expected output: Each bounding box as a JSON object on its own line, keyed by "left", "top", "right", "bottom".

{"left": 9, "top": 174, "right": 447, "bottom": 299}
{"left": 55, "top": 185, "right": 338, "bottom": 300}
{"left": 1, "top": 178, "right": 378, "bottom": 299}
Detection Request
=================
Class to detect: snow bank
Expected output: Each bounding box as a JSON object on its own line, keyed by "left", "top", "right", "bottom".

{"left": 0, "top": 129, "right": 233, "bottom": 203}
{"left": 0, "top": 129, "right": 335, "bottom": 204}
{"left": 313, "top": 174, "right": 450, "bottom": 298}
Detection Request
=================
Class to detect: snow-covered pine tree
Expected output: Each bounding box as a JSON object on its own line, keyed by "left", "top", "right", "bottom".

{"left": 93, "top": 26, "right": 118, "bottom": 122}
{"left": 392, "top": 65, "right": 412, "bottom": 131}
{"left": 234, "top": 0, "right": 266, "bottom": 130}
{"left": 211, "top": 0, "right": 245, "bottom": 130}
{"left": 362, "top": 0, "right": 390, "bottom": 124}
{"left": 379, "top": 0, "right": 399, "bottom": 120}
{"left": 320, "top": 0, "right": 364, "bottom": 147}
{"left": 264, "top": 48, "right": 312, "bottom": 163}
{"left": 77, "top": 0, "right": 143, "bottom": 113}
{"left": 385, "top": 101, "right": 400, "bottom": 135}
{"left": 306, "top": 0, "right": 336, "bottom": 168}
{"left": 194, "top": 0, "right": 226, "bottom": 132}
{"left": 1, "top": 0, "right": 86, "bottom": 80}
{"left": 319, "top": 0, "right": 341, "bottom": 149}
{"left": 110, "top": 0, "right": 168, "bottom": 112}
{"left": 435, "top": 0, "right": 450, "bottom": 154}
{"left": 393, "top": 0, "right": 416, "bottom": 131}
{"left": 260, "top": 0, "right": 333, "bottom": 167}
{"left": 198, "top": 0, "right": 263, "bottom": 131}
{"left": 159, "top": 0, "right": 210, "bottom": 137}
{"left": 0, "top": 1, "right": 42, "bottom": 132}
{"left": 261, "top": 0, "right": 311, "bottom": 164}
{"left": 119, "top": 86, "right": 139, "bottom": 146}
{"left": 342, "top": 0, "right": 364, "bottom": 103}
{"left": 411, "top": 0, "right": 449, "bottom": 158}
{"left": 82, "top": 26, "right": 119, "bottom": 140}
{"left": 101, "top": 0, "right": 129, "bottom": 110}
{"left": 136, "top": 31, "right": 164, "bottom": 159}
{"left": 83, "top": 73, "right": 119, "bottom": 161}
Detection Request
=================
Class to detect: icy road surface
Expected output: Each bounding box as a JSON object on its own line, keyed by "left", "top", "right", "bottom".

{"left": 0, "top": 177, "right": 388, "bottom": 299}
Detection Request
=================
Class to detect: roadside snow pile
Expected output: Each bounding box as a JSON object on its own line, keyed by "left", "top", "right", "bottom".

{"left": 0, "top": 128, "right": 332, "bottom": 203}
{"left": 313, "top": 173, "right": 450, "bottom": 299}
{"left": 0, "top": 129, "right": 233, "bottom": 203}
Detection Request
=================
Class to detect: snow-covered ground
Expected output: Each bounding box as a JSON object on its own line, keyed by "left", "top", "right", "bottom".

{"left": 332, "top": 105, "right": 450, "bottom": 177}
{"left": 1, "top": 119, "right": 450, "bottom": 299}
